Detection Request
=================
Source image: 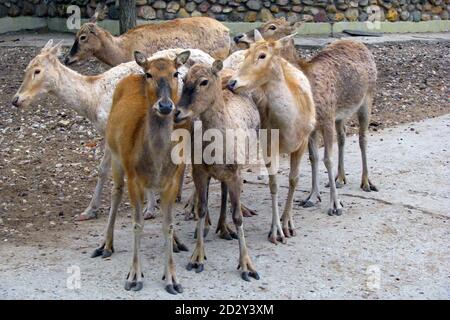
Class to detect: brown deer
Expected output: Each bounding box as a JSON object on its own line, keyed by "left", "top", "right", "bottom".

{"left": 175, "top": 61, "right": 260, "bottom": 280}
{"left": 64, "top": 10, "right": 230, "bottom": 67}
{"left": 234, "top": 21, "right": 379, "bottom": 216}
{"left": 94, "top": 50, "right": 190, "bottom": 293}
{"left": 228, "top": 34, "right": 316, "bottom": 244}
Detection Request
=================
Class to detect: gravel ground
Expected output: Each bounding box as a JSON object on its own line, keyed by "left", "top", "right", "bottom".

{"left": 0, "top": 39, "right": 449, "bottom": 299}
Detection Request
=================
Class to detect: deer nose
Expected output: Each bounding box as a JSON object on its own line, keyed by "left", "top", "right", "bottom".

{"left": 233, "top": 34, "right": 244, "bottom": 43}
{"left": 158, "top": 100, "right": 173, "bottom": 115}
{"left": 12, "top": 96, "right": 19, "bottom": 107}
{"left": 227, "top": 79, "right": 237, "bottom": 92}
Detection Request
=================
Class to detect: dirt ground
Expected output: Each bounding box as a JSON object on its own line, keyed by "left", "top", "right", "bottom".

{"left": 0, "top": 38, "right": 449, "bottom": 299}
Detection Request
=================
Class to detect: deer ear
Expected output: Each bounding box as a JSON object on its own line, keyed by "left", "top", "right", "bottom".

{"left": 50, "top": 40, "right": 64, "bottom": 56}
{"left": 42, "top": 39, "right": 54, "bottom": 51}
{"left": 134, "top": 51, "right": 147, "bottom": 68}
{"left": 291, "top": 21, "right": 303, "bottom": 29}
{"left": 90, "top": 2, "right": 108, "bottom": 23}
{"left": 274, "top": 33, "right": 296, "bottom": 51}
{"left": 175, "top": 50, "right": 191, "bottom": 67}
{"left": 254, "top": 29, "right": 264, "bottom": 42}
{"left": 211, "top": 60, "right": 223, "bottom": 75}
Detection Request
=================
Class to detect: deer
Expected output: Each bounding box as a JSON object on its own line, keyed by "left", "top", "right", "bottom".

{"left": 228, "top": 33, "right": 316, "bottom": 244}
{"left": 12, "top": 40, "right": 214, "bottom": 223}
{"left": 174, "top": 61, "right": 260, "bottom": 280}
{"left": 233, "top": 19, "right": 379, "bottom": 216}
{"left": 100, "top": 50, "right": 190, "bottom": 293}
{"left": 64, "top": 4, "right": 230, "bottom": 67}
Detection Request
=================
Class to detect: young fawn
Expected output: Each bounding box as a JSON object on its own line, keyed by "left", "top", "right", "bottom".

{"left": 101, "top": 50, "right": 190, "bottom": 293}
{"left": 175, "top": 61, "right": 260, "bottom": 281}
{"left": 228, "top": 33, "right": 316, "bottom": 244}
{"left": 234, "top": 20, "right": 379, "bottom": 215}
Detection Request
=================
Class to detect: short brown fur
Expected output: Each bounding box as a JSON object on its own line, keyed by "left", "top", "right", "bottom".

{"left": 99, "top": 52, "right": 190, "bottom": 294}
{"left": 65, "top": 17, "right": 230, "bottom": 66}
{"left": 235, "top": 21, "right": 379, "bottom": 215}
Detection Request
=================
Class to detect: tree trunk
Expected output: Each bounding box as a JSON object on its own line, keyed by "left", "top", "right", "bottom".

{"left": 119, "top": 0, "right": 136, "bottom": 34}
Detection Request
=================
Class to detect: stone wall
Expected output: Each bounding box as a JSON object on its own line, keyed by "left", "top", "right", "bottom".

{"left": 0, "top": 1, "right": 449, "bottom": 23}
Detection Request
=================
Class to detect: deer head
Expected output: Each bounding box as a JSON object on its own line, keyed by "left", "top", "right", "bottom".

{"left": 64, "top": 2, "right": 108, "bottom": 65}
{"left": 233, "top": 18, "right": 302, "bottom": 48}
{"left": 228, "top": 31, "right": 296, "bottom": 93}
{"left": 12, "top": 39, "right": 63, "bottom": 108}
{"left": 134, "top": 50, "right": 191, "bottom": 117}
{"left": 174, "top": 60, "right": 223, "bottom": 124}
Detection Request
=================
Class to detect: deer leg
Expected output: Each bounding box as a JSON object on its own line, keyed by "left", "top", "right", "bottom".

{"left": 194, "top": 177, "right": 211, "bottom": 239}
{"left": 77, "top": 147, "right": 111, "bottom": 221}
{"left": 228, "top": 176, "right": 259, "bottom": 282}
{"left": 281, "top": 144, "right": 306, "bottom": 238}
{"left": 91, "top": 158, "right": 123, "bottom": 259}
{"left": 216, "top": 182, "right": 238, "bottom": 240}
{"left": 143, "top": 190, "right": 158, "bottom": 220}
{"left": 323, "top": 126, "right": 343, "bottom": 216}
{"left": 301, "top": 131, "right": 322, "bottom": 208}
{"left": 335, "top": 119, "right": 347, "bottom": 188}
{"left": 124, "top": 178, "right": 144, "bottom": 291}
{"left": 267, "top": 174, "right": 286, "bottom": 244}
{"left": 358, "top": 99, "right": 378, "bottom": 192}
{"left": 184, "top": 188, "right": 197, "bottom": 221}
{"left": 160, "top": 178, "right": 183, "bottom": 295}
{"left": 176, "top": 165, "right": 186, "bottom": 203}
{"left": 187, "top": 172, "right": 209, "bottom": 273}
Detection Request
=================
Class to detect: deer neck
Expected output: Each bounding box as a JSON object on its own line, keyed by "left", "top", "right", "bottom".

{"left": 50, "top": 62, "right": 102, "bottom": 130}
{"left": 94, "top": 30, "right": 128, "bottom": 67}
{"left": 282, "top": 40, "right": 299, "bottom": 65}
{"left": 200, "top": 86, "right": 225, "bottom": 129}
{"left": 145, "top": 109, "right": 175, "bottom": 157}
{"left": 262, "top": 58, "right": 303, "bottom": 124}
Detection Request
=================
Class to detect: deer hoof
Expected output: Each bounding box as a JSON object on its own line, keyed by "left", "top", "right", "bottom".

{"left": 300, "top": 199, "right": 315, "bottom": 208}
{"left": 174, "top": 284, "right": 183, "bottom": 293}
{"left": 327, "top": 208, "right": 343, "bottom": 216}
{"left": 91, "top": 247, "right": 103, "bottom": 258}
{"left": 220, "top": 232, "right": 233, "bottom": 241}
{"left": 242, "top": 205, "right": 257, "bottom": 217}
{"left": 165, "top": 284, "right": 178, "bottom": 295}
{"left": 125, "top": 280, "right": 143, "bottom": 292}
{"left": 101, "top": 249, "right": 113, "bottom": 259}
{"left": 361, "top": 181, "right": 378, "bottom": 192}
{"left": 335, "top": 181, "right": 345, "bottom": 188}
{"left": 195, "top": 264, "right": 204, "bottom": 273}
{"left": 176, "top": 242, "right": 189, "bottom": 252}
{"left": 241, "top": 271, "right": 260, "bottom": 282}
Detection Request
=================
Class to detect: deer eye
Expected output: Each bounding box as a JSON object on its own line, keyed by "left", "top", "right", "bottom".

{"left": 173, "top": 71, "right": 180, "bottom": 78}
{"left": 79, "top": 35, "right": 87, "bottom": 41}
{"left": 199, "top": 79, "right": 208, "bottom": 87}
{"left": 145, "top": 73, "right": 152, "bottom": 79}
{"left": 258, "top": 53, "right": 266, "bottom": 60}
{"left": 34, "top": 70, "right": 41, "bottom": 75}
{"left": 268, "top": 25, "right": 276, "bottom": 30}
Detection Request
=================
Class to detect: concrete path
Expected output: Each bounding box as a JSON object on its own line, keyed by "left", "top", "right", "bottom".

{"left": 0, "top": 114, "right": 449, "bottom": 300}
{"left": 0, "top": 31, "right": 449, "bottom": 49}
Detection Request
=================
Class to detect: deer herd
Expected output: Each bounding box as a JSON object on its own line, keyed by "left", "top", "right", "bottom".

{"left": 12, "top": 11, "right": 379, "bottom": 294}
